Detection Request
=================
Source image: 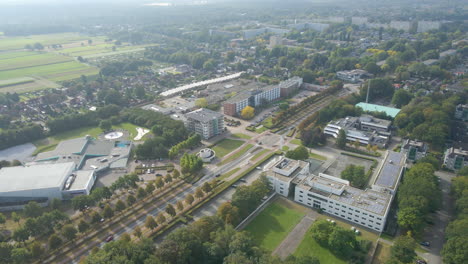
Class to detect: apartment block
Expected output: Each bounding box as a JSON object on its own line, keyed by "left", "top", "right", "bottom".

{"left": 185, "top": 108, "right": 224, "bottom": 139}
{"left": 444, "top": 147, "right": 468, "bottom": 171}
{"left": 401, "top": 139, "right": 428, "bottom": 162}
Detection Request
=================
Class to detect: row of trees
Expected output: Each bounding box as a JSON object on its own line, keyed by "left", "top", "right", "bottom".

{"left": 217, "top": 176, "right": 271, "bottom": 225}
{"left": 441, "top": 167, "right": 468, "bottom": 264}
{"left": 168, "top": 134, "right": 201, "bottom": 159}
{"left": 84, "top": 215, "right": 319, "bottom": 264}
{"left": 396, "top": 163, "right": 440, "bottom": 235}
{"left": 0, "top": 124, "right": 44, "bottom": 151}
{"left": 180, "top": 153, "right": 203, "bottom": 174}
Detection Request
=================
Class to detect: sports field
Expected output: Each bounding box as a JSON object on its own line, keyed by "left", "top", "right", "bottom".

{"left": 244, "top": 199, "right": 305, "bottom": 251}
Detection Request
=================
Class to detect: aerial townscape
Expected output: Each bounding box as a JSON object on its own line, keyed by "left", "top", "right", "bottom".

{"left": 0, "top": 0, "right": 467, "bottom": 263}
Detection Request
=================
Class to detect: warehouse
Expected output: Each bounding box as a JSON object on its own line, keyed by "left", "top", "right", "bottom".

{"left": 0, "top": 162, "right": 96, "bottom": 211}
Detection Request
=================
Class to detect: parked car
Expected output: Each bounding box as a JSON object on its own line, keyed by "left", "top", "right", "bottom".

{"left": 105, "top": 235, "right": 114, "bottom": 242}
{"left": 215, "top": 174, "right": 221, "bottom": 177}
{"left": 156, "top": 173, "right": 162, "bottom": 176}
{"left": 416, "top": 260, "right": 427, "bottom": 264}
{"left": 239, "top": 179, "right": 247, "bottom": 183}
{"left": 420, "top": 241, "right": 430, "bottom": 247}
{"left": 231, "top": 185, "right": 238, "bottom": 188}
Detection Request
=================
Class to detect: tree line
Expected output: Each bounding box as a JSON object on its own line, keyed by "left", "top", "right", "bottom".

{"left": 441, "top": 167, "right": 468, "bottom": 264}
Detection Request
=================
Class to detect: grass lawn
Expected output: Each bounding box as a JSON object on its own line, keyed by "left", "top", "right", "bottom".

{"left": 294, "top": 214, "right": 379, "bottom": 264}
{"left": 232, "top": 133, "right": 252, "bottom": 140}
{"left": 255, "top": 126, "right": 268, "bottom": 133}
{"left": 244, "top": 199, "right": 305, "bottom": 251}
{"left": 261, "top": 117, "right": 274, "bottom": 129}
{"left": 290, "top": 139, "right": 302, "bottom": 145}
{"left": 282, "top": 146, "right": 290, "bottom": 151}
{"left": 212, "top": 138, "right": 244, "bottom": 158}
{"left": 371, "top": 242, "right": 391, "bottom": 264}
{"left": 218, "top": 144, "right": 254, "bottom": 166}
{"left": 309, "top": 152, "right": 327, "bottom": 161}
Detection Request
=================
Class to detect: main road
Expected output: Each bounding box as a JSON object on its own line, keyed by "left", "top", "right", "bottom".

{"left": 50, "top": 138, "right": 264, "bottom": 264}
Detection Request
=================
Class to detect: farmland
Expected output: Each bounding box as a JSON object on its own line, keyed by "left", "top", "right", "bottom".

{"left": 0, "top": 32, "right": 147, "bottom": 93}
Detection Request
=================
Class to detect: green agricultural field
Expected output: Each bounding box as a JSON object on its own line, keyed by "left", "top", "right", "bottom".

{"left": 0, "top": 61, "right": 95, "bottom": 81}
{"left": 244, "top": 200, "right": 305, "bottom": 251}
{"left": 0, "top": 52, "right": 72, "bottom": 71}
{"left": 212, "top": 139, "right": 244, "bottom": 158}
{"left": 0, "top": 33, "right": 89, "bottom": 51}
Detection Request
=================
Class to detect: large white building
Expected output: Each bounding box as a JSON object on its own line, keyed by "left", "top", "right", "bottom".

{"left": 267, "top": 152, "right": 405, "bottom": 232}
{"left": 0, "top": 162, "right": 96, "bottom": 211}
{"left": 185, "top": 108, "right": 225, "bottom": 139}
{"left": 223, "top": 83, "right": 281, "bottom": 116}
{"left": 324, "top": 116, "right": 391, "bottom": 147}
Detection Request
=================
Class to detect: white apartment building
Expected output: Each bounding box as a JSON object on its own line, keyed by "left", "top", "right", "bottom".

{"left": 185, "top": 108, "right": 225, "bottom": 139}
{"left": 401, "top": 139, "right": 428, "bottom": 162}
{"left": 267, "top": 152, "right": 405, "bottom": 232}
{"left": 444, "top": 147, "right": 468, "bottom": 171}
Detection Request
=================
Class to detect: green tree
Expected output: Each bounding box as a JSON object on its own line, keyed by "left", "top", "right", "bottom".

{"left": 336, "top": 129, "right": 347, "bottom": 149}
{"left": 30, "top": 241, "right": 44, "bottom": 258}
{"left": 11, "top": 247, "right": 31, "bottom": 264}
{"left": 328, "top": 227, "right": 357, "bottom": 257}
{"left": 391, "top": 89, "right": 413, "bottom": 108}
{"left": 78, "top": 220, "right": 90, "bottom": 233}
{"left": 155, "top": 178, "right": 165, "bottom": 189}
{"left": 0, "top": 213, "right": 5, "bottom": 228}
{"left": 176, "top": 200, "right": 184, "bottom": 211}
{"left": 195, "top": 188, "right": 204, "bottom": 199}
{"left": 62, "top": 224, "right": 77, "bottom": 241}
{"left": 202, "top": 182, "right": 212, "bottom": 194}
{"left": 145, "top": 216, "right": 158, "bottom": 230}
{"left": 390, "top": 235, "right": 417, "bottom": 263}
{"left": 11, "top": 212, "right": 20, "bottom": 225}
{"left": 48, "top": 234, "right": 62, "bottom": 250}
{"left": 217, "top": 202, "right": 240, "bottom": 225}
{"left": 134, "top": 85, "right": 146, "bottom": 99}
{"left": 173, "top": 169, "right": 180, "bottom": 179}
{"left": 13, "top": 227, "right": 29, "bottom": 242}
{"left": 33, "top": 42, "right": 44, "bottom": 50}
{"left": 310, "top": 219, "right": 335, "bottom": 245}
{"left": 137, "top": 187, "right": 147, "bottom": 199}
{"left": 285, "top": 145, "right": 309, "bottom": 160}
{"left": 145, "top": 182, "right": 155, "bottom": 194}
{"left": 185, "top": 194, "right": 194, "bottom": 205}
{"left": 127, "top": 195, "right": 136, "bottom": 206}
{"left": 23, "top": 201, "right": 42, "bottom": 218}
{"left": 133, "top": 226, "right": 142, "bottom": 238}
{"left": 156, "top": 213, "right": 166, "bottom": 225}
{"left": 115, "top": 200, "right": 126, "bottom": 212}
{"left": 102, "top": 204, "right": 114, "bottom": 218}
{"left": 90, "top": 211, "right": 102, "bottom": 224}
{"left": 164, "top": 174, "right": 173, "bottom": 184}
{"left": 99, "top": 120, "right": 112, "bottom": 131}
{"left": 165, "top": 204, "right": 176, "bottom": 217}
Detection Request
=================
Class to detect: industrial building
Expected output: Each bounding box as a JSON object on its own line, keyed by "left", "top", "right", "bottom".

{"left": 185, "top": 108, "right": 225, "bottom": 139}
{"left": 355, "top": 102, "right": 401, "bottom": 119}
{"left": 266, "top": 151, "right": 406, "bottom": 232}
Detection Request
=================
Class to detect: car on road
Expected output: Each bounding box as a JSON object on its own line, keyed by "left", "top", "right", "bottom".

{"left": 416, "top": 260, "right": 427, "bottom": 264}
{"left": 239, "top": 179, "right": 247, "bottom": 183}
{"left": 231, "top": 184, "right": 238, "bottom": 188}
{"left": 100, "top": 218, "right": 105, "bottom": 223}
{"left": 420, "top": 241, "right": 430, "bottom": 247}
{"left": 215, "top": 174, "right": 221, "bottom": 177}
{"left": 105, "top": 235, "right": 114, "bottom": 242}
{"left": 256, "top": 167, "right": 262, "bottom": 170}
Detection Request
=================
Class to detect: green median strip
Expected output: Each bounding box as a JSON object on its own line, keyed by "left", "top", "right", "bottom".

{"left": 217, "top": 144, "right": 254, "bottom": 166}
{"left": 250, "top": 149, "right": 269, "bottom": 162}
{"left": 219, "top": 167, "right": 241, "bottom": 181}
